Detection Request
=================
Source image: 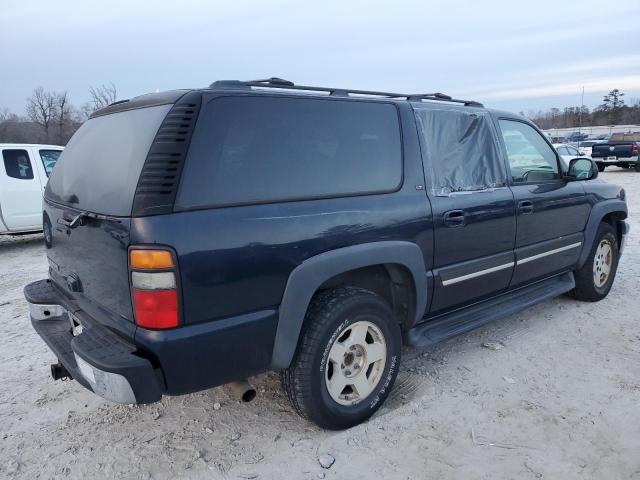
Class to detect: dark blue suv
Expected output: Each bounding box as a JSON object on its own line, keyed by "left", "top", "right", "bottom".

{"left": 25, "top": 78, "right": 629, "bottom": 429}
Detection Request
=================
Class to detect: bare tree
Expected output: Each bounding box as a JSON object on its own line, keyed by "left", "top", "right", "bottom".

{"left": 0, "top": 107, "right": 11, "bottom": 122}
{"left": 26, "top": 87, "right": 57, "bottom": 140}
{"left": 88, "top": 83, "right": 117, "bottom": 111}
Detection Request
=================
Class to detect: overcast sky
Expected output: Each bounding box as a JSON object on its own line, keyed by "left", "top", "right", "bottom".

{"left": 2, "top": 0, "right": 639, "bottom": 115}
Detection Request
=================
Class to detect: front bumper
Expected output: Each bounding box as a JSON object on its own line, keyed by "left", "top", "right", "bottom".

{"left": 25, "top": 279, "right": 163, "bottom": 404}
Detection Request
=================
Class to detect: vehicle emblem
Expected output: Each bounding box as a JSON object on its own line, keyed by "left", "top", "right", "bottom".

{"left": 610, "top": 146, "right": 614, "bottom": 151}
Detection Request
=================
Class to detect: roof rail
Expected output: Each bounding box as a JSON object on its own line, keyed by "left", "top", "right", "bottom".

{"left": 208, "top": 78, "right": 483, "bottom": 107}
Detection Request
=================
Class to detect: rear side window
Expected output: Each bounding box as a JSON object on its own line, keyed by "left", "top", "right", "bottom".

{"left": 45, "top": 105, "right": 171, "bottom": 216}
{"left": 39, "top": 149, "right": 62, "bottom": 176}
{"left": 3, "top": 149, "right": 34, "bottom": 180}
{"left": 176, "top": 96, "right": 402, "bottom": 209}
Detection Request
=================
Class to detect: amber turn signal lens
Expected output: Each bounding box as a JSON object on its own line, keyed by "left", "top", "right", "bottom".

{"left": 129, "top": 249, "right": 174, "bottom": 270}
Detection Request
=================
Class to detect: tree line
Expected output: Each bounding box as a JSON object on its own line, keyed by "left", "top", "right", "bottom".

{"left": 2, "top": 86, "right": 638, "bottom": 145}
{"left": 523, "top": 89, "right": 640, "bottom": 130}
{"left": 0, "top": 84, "right": 117, "bottom": 145}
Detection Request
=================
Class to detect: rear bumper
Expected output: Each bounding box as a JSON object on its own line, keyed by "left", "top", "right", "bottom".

{"left": 25, "top": 278, "right": 279, "bottom": 402}
{"left": 25, "top": 279, "right": 163, "bottom": 404}
{"left": 594, "top": 156, "right": 639, "bottom": 164}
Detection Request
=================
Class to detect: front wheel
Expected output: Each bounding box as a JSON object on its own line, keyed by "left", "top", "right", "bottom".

{"left": 572, "top": 222, "right": 619, "bottom": 301}
{"left": 281, "top": 287, "right": 401, "bottom": 430}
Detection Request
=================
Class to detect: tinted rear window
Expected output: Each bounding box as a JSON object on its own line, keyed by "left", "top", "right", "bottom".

{"left": 176, "top": 96, "right": 402, "bottom": 209}
{"left": 45, "top": 105, "right": 171, "bottom": 216}
{"left": 3, "top": 149, "right": 34, "bottom": 180}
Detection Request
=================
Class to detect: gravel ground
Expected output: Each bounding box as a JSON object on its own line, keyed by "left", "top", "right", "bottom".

{"left": 1, "top": 169, "right": 639, "bottom": 480}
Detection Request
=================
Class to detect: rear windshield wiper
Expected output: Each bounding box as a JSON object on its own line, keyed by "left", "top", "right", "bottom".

{"left": 57, "top": 211, "right": 110, "bottom": 229}
{"left": 57, "top": 213, "right": 88, "bottom": 229}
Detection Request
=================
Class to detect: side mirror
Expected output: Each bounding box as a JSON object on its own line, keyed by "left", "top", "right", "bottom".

{"left": 567, "top": 157, "right": 597, "bottom": 181}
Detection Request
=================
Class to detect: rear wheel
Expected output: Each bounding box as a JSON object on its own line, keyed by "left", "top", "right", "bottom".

{"left": 597, "top": 163, "right": 606, "bottom": 172}
{"left": 634, "top": 163, "right": 640, "bottom": 172}
{"left": 281, "top": 287, "right": 401, "bottom": 430}
{"left": 573, "top": 222, "right": 619, "bottom": 301}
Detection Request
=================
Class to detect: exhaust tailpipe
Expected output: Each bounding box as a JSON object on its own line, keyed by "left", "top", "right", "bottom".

{"left": 227, "top": 380, "right": 257, "bottom": 402}
{"left": 51, "top": 362, "right": 72, "bottom": 381}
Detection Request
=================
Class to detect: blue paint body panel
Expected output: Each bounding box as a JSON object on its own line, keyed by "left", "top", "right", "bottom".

{"left": 32, "top": 86, "right": 628, "bottom": 399}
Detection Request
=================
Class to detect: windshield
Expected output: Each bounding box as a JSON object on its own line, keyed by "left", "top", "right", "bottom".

{"left": 45, "top": 105, "right": 171, "bottom": 216}
{"left": 39, "top": 149, "right": 62, "bottom": 176}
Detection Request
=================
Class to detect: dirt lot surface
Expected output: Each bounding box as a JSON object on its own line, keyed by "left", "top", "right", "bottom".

{"left": 1, "top": 169, "right": 639, "bottom": 480}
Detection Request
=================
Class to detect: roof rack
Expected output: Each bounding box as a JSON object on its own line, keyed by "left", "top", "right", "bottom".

{"left": 209, "top": 77, "right": 483, "bottom": 107}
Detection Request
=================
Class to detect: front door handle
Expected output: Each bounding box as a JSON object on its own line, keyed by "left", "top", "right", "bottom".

{"left": 518, "top": 200, "right": 534, "bottom": 214}
{"left": 443, "top": 209, "right": 466, "bottom": 227}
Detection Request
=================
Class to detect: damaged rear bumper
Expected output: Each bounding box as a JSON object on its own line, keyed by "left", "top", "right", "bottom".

{"left": 25, "top": 279, "right": 163, "bottom": 404}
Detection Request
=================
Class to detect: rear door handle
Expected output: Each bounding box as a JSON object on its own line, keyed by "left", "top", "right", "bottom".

{"left": 518, "top": 200, "right": 534, "bottom": 214}
{"left": 443, "top": 209, "right": 466, "bottom": 227}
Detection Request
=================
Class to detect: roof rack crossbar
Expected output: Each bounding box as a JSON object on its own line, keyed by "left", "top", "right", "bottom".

{"left": 209, "top": 78, "right": 483, "bottom": 107}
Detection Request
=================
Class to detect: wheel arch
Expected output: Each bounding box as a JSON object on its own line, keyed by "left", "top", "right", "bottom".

{"left": 271, "top": 241, "right": 427, "bottom": 370}
{"left": 578, "top": 199, "right": 627, "bottom": 268}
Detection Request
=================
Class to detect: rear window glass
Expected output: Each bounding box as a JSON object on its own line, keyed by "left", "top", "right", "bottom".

{"left": 39, "top": 149, "right": 62, "bottom": 176}
{"left": 176, "top": 96, "right": 402, "bottom": 209}
{"left": 3, "top": 149, "right": 34, "bottom": 180}
{"left": 45, "top": 105, "right": 171, "bottom": 216}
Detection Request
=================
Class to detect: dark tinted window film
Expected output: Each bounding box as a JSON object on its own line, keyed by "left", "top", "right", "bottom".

{"left": 3, "top": 149, "right": 34, "bottom": 180}
{"left": 45, "top": 105, "right": 171, "bottom": 216}
{"left": 177, "top": 96, "right": 402, "bottom": 209}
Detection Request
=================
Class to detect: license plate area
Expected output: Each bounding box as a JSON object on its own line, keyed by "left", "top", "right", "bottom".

{"left": 606, "top": 156, "right": 617, "bottom": 161}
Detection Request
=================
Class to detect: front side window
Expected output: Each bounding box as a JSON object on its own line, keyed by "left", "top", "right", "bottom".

{"left": 3, "top": 149, "right": 34, "bottom": 180}
{"left": 413, "top": 107, "right": 506, "bottom": 196}
{"left": 177, "top": 96, "right": 402, "bottom": 208}
{"left": 498, "top": 120, "right": 560, "bottom": 183}
{"left": 556, "top": 146, "right": 568, "bottom": 155}
{"left": 39, "top": 149, "right": 62, "bottom": 176}
{"left": 566, "top": 146, "right": 580, "bottom": 156}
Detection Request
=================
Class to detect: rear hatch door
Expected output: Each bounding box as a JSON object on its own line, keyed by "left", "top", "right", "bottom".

{"left": 44, "top": 104, "right": 172, "bottom": 337}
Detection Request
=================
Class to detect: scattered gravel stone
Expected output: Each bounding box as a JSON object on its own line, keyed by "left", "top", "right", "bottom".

{"left": 318, "top": 453, "right": 335, "bottom": 469}
{"left": 230, "top": 432, "right": 242, "bottom": 441}
{"left": 318, "top": 473, "right": 326, "bottom": 479}
{"left": 482, "top": 341, "right": 505, "bottom": 350}
{"left": 213, "top": 402, "right": 221, "bottom": 410}
{"left": 503, "top": 376, "right": 517, "bottom": 384}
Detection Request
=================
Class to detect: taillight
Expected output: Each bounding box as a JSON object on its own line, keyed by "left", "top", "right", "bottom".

{"left": 129, "top": 248, "right": 179, "bottom": 329}
{"left": 632, "top": 144, "right": 639, "bottom": 154}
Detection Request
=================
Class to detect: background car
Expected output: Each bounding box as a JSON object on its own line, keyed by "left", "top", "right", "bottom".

{"left": 0, "top": 143, "right": 63, "bottom": 234}
{"left": 577, "top": 140, "right": 605, "bottom": 156}
{"left": 553, "top": 143, "right": 590, "bottom": 170}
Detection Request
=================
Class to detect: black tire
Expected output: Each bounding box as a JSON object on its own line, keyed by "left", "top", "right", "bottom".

{"left": 572, "top": 222, "right": 619, "bottom": 301}
{"left": 635, "top": 163, "right": 640, "bottom": 172}
{"left": 597, "top": 163, "right": 606, "bottom": 172}
{"left": 281, "top": 287, "right": 401, "bottom": 430}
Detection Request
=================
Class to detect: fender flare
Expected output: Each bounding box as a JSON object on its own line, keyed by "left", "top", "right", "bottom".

{"left": 270, "top": 241, "right": 427, "bottom": 369}
{"left": 578, "top": 199, "right": 627, "bottom": 267}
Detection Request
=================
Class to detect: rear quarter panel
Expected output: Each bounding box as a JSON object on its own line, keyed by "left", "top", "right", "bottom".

{"left": 130, "top": 102, "right": 433, "bottom": 326}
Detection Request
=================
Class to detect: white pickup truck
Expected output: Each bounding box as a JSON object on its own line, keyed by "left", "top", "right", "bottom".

{"left": 0, "top": 144, "right": 63, "bottom": 234}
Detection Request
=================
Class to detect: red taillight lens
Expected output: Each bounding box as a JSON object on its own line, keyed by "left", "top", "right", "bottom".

{"left": 133, "top": 289, "right": 178, "bottom": 329}
{"left": 632, "top": 144, "right": 639, "bottom": 153}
